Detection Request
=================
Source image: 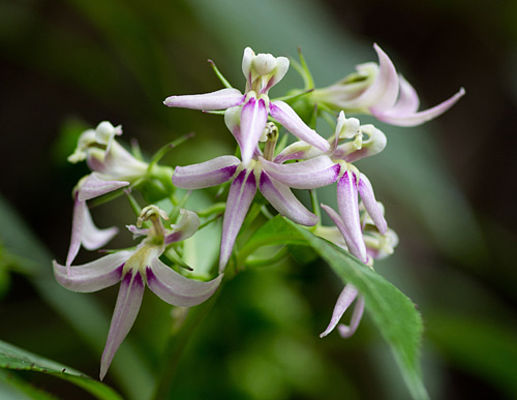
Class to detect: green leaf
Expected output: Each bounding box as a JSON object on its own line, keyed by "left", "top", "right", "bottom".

{"left": 0, "top": 370, "right": 58, "bottom": 400}
{"left": 0, "top": 340, "right": 122, "bottom": 400}
{"left": 246, "top": 216, "right": 428, "bottom": 399}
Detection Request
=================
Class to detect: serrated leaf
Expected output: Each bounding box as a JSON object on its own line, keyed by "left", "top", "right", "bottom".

{"left": 0, "top": 340, "right": 122, "bottom": 400}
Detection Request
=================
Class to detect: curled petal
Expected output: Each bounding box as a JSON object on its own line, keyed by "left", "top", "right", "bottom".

{"left": 219, "top": 170, "right": 257, "bottom": 271}
{"left": 340, "top": 124, "right": 387, "bottom": 163}
{"left": 126, "top": 224, "right": 149, "bottom": 239}
{"left": 54, "top": 251, "right": 131, "bottom": 292}
{"left": 224, "top": 106, "right": 243, "bottom": 148}
{"left": 259, "top": 172, "right": 317, "bottom": 226}
{"left": 77, "top": 173, "right": 129, "bottom": 202}
{"left": 388, "top": 75, "right": 419, "bottom": 115}
{"left": 338, "top": 295, "right": 365, "bottom": 338}
{"left": 358, "top": 174, "right": 387, "bottom": 234}
{"left": 269, "top": 101, "right": 330, "bottom": 152}
{"left": 336, "top": 172, "right": 366, "bottom": 262}
{"left": 372, "top": 87, "right": 465, "bottom": 127}
{"left": 100, "top": 270, "right": 145, "bottom": 380}
{"left": 320, "top": 284, "right": 358, "bottom": 338}
{"left": 263, "top": 56, "right": 289, "bottom": 93}
{"left": 260, "top": 155, "right": 339, "bottom": 189}
{"left": 66, "top": 197, "right": 118, "bottom": 267}
{"left": 163, "top": 88, "right": 244, "bottom": 110}
{"left": 172, "top": 156, "right": 240, "bottom": 189}
{"left": 367, "top": 44, "right": 400, "bottom": 112}
{"left": 146, "top": 258, "right": 222, "bottom": 307}
{"left": 274, "top": 141, "right": 321, "bottom": 163}
{"left": 240, "top": 97, "right": 268, "bottom": 166}
{"left": 165, "top": 209, "right": 200, "bottom": 244}
{"left": 321, "top": 204, "right": 357, "bottom": 256}
{"left": 242, "top": 47, "right": 254, "bottom": 89}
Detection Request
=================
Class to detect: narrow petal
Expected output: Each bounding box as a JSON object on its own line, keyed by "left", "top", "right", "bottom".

{"left": 260, "top": 155, "right": 340, "bottom": 189}
{"left": 358, "top": 173, "right": 387, "bottom": 234}
{"left": 77, "top": 173, "right": 129, "bottom": 202}
{"left": 240, "top": 97, "right": 268, "bottom": 166}
{"left": 368, "top": 43, "right": 400, "bottom": 112}
{"left": 274, "top": 141, "right": 321, "bottom": 163}
{"left": 259, "top": 172, "right": 317, "bottom": 226}
{"left": 338, "top": 295, "right": 365, "bottom": 338}
{"left": 100, "top": 270, "right": 145, "bottom": 380}
{"left": 165, "top": 209, "right": 200, "bottom": 244}
{"left": 269, "top": 101, "right": 330, "bottom": 152}
{"left": 320, "top": 204, "right": 355, "bottom": 254}
{"left": 336, "top": 172, "right": 367, "bottom": 262}
{"left": 163, "top": 88, "right": 244, "bottom": 110}
{"left": 172, "top": 156, "right": 240, "bottom": 189}
{"left": 389, "top": 75, "right": 420, "bottom": 115}
{"left": 126, "top": 224, "right": 149, "bottom": 238}
{"left": 224, "top": 106, "right": 243, "bottom": 149}
{"left": 146, "top": 258, "right": 222, "bottom": 306}
{"left": 81, "top": 203, "right": 119, "bottom": 250}
{"left": 66, "top": 196, "right": 85, "bottom": 267}
{"left": 373, "top": 87, "right": 465, "bottom": 127}
{"left": 320, "top": 284, "right": 358, "bottom": 338}
{"left": 242, "top": 47, "right": 254, "bottom": 89}
{"left": 54, "top": 251, "right": 131, "bottom": 292}
{"left": 219, "top": 170, "right": 257, "bottom": 271}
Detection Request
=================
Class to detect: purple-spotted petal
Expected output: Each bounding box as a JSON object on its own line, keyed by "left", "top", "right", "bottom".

{"left": 219, "top": 170, "right": 257, "bottom": 271}
{"left": 260, "top": 155, "right": 340, "bottom": 189}
{"left": 146, "top": 258, "right": 222, "bottom": 306}
{"left": 77, "top": 173, "right": 129, "bottom": 202}
{"left": 239, "top": 97, "right": 268, "bottom": 166}
{"left": 100, "top": 270, "right": 145, "bottom": 380}
{"left": 163, "top": 88, "right": 244, "bottom": 110}
{"left": 269, "top": 101, "right": 330, "bottom": 152}
{"left": 172, "top": 156, "right": 240, "bottom": 189}
{"left": 165, "top": 209, "right": 200, "bottom": 244}
{"left": 372, "top": 87, "right": 465, "bottom": 127}
{"left": 338, "top": 295, "right": 365, "bottom": 338}
{"left": 259, "top": 172, "right": 317, "bottom": 226}
{"left": 358, "top": 174, "right": 387, "bottom": 234}
{"left": 336, "top": 172, "right": 367, "bottom": 262}
{"left": 54, "top": 250, "right": 131, "bottom": 292}
{"left": 320, "top": 284, "right": 359, "bottom": 338}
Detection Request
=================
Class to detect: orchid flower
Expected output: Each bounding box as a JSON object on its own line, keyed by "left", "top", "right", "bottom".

{"left": 164, "top": 47, "right": 330, "bottom": 166}
{"left": 172, "top": 109, "right": 340, "bottom": 272}
{"left": 54, "top": 206, "right": 222, "bottom": 380}
{"left": 276, "top": 111, "right": 387, "bottom": 164}
{"left": 316, "top": 202, "right": 398, "bottom": 338}
{"left": 66, "top": 122, "right": 149, "bottom": 267}
{"left": 312, "top": 44, "right": 465, "bottom": 126}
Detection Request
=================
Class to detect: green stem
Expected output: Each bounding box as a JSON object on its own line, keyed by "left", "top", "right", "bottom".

{"left": 310, "top": 189, "right": 321, "bottom": 222}
{"left": 147, "top": 133, "right": 195, "bottom": 172}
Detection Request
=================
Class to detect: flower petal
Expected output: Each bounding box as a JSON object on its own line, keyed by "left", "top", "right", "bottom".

{"left": 81, "top": 202, "right": 119, "bottom": 250}
{"left": 373, "top": 87, "right": 465, "bottom": 127}
{"left": 259, "top": 172, "right": 317, "bottom": 226}
{"left": 242, "top": 47, "right": 254, "bottom": 90}
{"left": 77, "top": 173, "right": 129, "bottom": 202}
{"left": 336, "top": 171, "right": 367, "bottom": 262}
{"left": 219, "top": 170, "right": 257, "bottom": 272}
{"left": 269, "top": 101, "right": 330, "bottom": 152}
{"left": 100, "top": 270, "right": 145, "bottom": 380}
{"left": 367, "top": 43, "right": 400, "bottom": 112}
{"left": 320, "top": 284, "right": 358, "bottom": 338}
{"left": 389, "top": 75, "right": 420, "bottom": 115}
{"left": 263, "top": 56, "right": 289, "bottom": 93}
{"left": 358, "top": 173, "right": 387, "bottom": 234}
{"left": 172, "top": 155, "right": 240, "bottom": 189}
{"left": 338, "top": 295, "right": 365, "bottom": 338}
{"left": 320, "top": 204, "right": 355, "bottom": 253}
{"left": 274, "top": 141, "right": 321, "bottom": 163}
{"left": 146, "top": 258, "right": 222, "bottom": 306}
{"left": 260, "top": 155, "right": 340, "bottom": 189}
{"left": 224, "top": 106, "right": 243, "bottom": 149}
{"left": 165, "top": 209, "right": 200, "bottom": 244}
{"left": 340, "top": 124, "right": 387, "bottom": 163}
{"left": 163, "top": 88, "right": 244, "bottom": 110}
{"left": 240, "top": 97, "right": 268, "bottom": 166}
{"left": 54, "top": 251, "right": 131, "bottom": 292}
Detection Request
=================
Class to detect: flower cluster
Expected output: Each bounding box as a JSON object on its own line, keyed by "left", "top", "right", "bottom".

{"left": 54, "top": 44, "right": 463, "bottom": 379}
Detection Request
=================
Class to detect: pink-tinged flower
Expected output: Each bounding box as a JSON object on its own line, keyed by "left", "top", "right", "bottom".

{"left": 54, "top": 206, "right": 222, "bottom": 380}
{"left": 66, "top": 122, "right": 149, "bottom": 267}
{"left": 275, "top": 111, "right": 387, "bottom": 164}
{"left": 316, "top": 202, "right": 398, "bottom": 339}
{"left": 164, "top": 47, "right": 330, "bottom": 166}
{"left": 172, "top": 112, "right": 340, "bottom": 272}
{"left": 312, "top": 44, "right": 465, "bottom": 127}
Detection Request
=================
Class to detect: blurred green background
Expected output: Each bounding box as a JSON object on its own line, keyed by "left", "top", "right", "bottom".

{"left": 1, "top": 0, "right": 516, "bottom": 398}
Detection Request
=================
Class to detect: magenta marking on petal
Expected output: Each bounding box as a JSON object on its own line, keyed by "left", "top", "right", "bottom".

{"left": 239, "top": 97, "right": 268, "bottom": 166}
{"left": 172, "top": 156, "right": 240, "bottom": 189}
